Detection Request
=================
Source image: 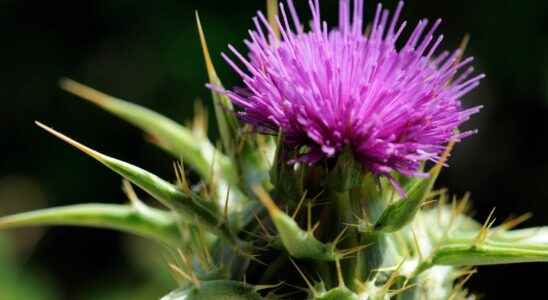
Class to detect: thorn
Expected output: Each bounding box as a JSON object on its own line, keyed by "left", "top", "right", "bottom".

{"left": 121, "top": 180, "right": 149, "bottom": 213}
{"left": 390, "top": 283, "right": 417, "bottom": 296}
{"left": 252, "top": 186, "right": 280, "bottom": 215}
{"left": 254, "top": 281, "right": 284, "bottom": 292}
{"left": 381, "top": 258, "right": 406, "bottom": 293}
{"left": 393, "top": 231, "right": 411, "bottom": 257}
{"left": 498, "top": 212, "right": 533, "bottom": 231}
{"left": 291, "top": 190, "right": 309, "bottom": 219}
{"left": 195, "top": 11, "right": 219, "bottom": 82}
{"left": 169, "top": 264, "right": 198, "bottom": 285}
{"left": 474, "top": 207, "right": 496, "bottom": 246}
{"left": 448, "top": 269, "right": 476, "bottom": 300}
{"left": 310, "top": 221, "right": 321, "bottom": 235}
{"left": 332, "top": 226, "right": 349, "bottom": 250}
{"left": 429, "top": 188, "right": 448, "bottom": 200}
{"left": 173, "top": 161, "right": 192, "bottom": 195}
{"left": 430, "top": 138, "right": 457, "bottom": 178}
{"left": 122, "top": 179, "right": 139, "bottom": 204}
{"left": 35, "top": 122, "right": 103, "bottom": 161}
{"left": 195, "top": 226, "right": 213, "bottom": 268}
{"left": 455, "top": 34, "right": 470, "bottom": 65}
{"left": 242, "top": 251, "right": 267, "bottom": 266}
{"left": 307, "top": 201, "right": 313, "bottom": 232}
{"left": 175, "top": 249, "right": 201, "bottom": 287}
{"left": 444, "top": 193, "right": 471, "bottom": 237}
{"left": 267, "top": 0, "right": 280, "bottom": 40}
{"left": 253, "top": 212, "right": 273, "bottom": 238}
{"left": 289, "top": 258, "right": 318, "bottom": 297}
{"left": 339, "top": 244, "right": 371, "bottom": 259}
{"left": 192, "top": 100, "right": 208, "bottom": 137}
{"left": 364, "top": 23, "right": 372, "bottom": 37}
{"left": 451, "top": 267, "right": 477, "bottom": 280}
{"left": 237, "top": 125, "right": 253, "bottom": 154}
{"left": 411, "top": 226, "right": 423, "bottom": 261}
{"left": 59, "top": 78, "right": 110, "bottom": 106}
{"left": 335, "top": 259, "right": 345, "bottom": 288}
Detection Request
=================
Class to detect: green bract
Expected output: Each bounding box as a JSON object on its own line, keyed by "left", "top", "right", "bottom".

{"left": 1, "top": 2, "right": 547, "bottom": 299}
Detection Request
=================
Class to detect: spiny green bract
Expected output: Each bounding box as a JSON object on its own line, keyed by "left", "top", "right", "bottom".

{"left": 1, "top": 1, "right": 548, "bottom": 300}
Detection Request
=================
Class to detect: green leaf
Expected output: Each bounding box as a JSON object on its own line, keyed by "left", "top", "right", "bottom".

{"left": 374, "top": 142, "right": 455, "bottom": 233}
{"left": 415, "top": 226, "right": 548, "bottom": 270}
{"left": 196, "top": 14, "right": 272, "bottom": 193}
{"left": 314, "top": 287, "right": 359, "bottom": 300}
{"left": 253, "top": 187, "right": 338, "bottom": 261}
{"left": 161, "top": 281, "right": 263, "bottom": 300}
{"left": 0, "top": 204, "right": 182, "bottom": 246}
{"left": 59, "top": 78, "right": 238, "bottom": 186}
{"left": 195, "top": 12, "right": 239, "bottom": 157}
{"left": 373, "top": 177, "right": 436, "bottom": 233}
{"left": 429, "top": 237, "right": 548, "bottom": 266}
{"left": 36, "top": 122, "right": 238, "bottom": 246}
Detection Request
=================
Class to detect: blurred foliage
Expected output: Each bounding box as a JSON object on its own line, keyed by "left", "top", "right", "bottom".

{"left": 0, "top": 234, "right": 59, "bottom": 300}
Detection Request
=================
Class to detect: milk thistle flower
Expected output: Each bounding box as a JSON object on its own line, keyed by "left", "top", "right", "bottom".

{"left": 222, "top": 0, "right": 484, "bottom": 183}
{"left": 4, "top": 1, "right": 548, "bottom": 299}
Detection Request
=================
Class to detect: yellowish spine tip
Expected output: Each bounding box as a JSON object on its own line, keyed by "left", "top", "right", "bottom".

{"left": 474, "top": 207, "right": 497, "bottom": 246}
{"left": 59, "top": 78, "right": 110, "bottom": 106}
{"left": 335, "top": 258, "right": 345, "bottom": 288}
{"left": 252, "top": 185, "right": 280, "bottom": 215}
{"left": 195, "top": 11, "right": 218, "bottom": 82}
{"left": 267, "top": 0, "right": 280, "bottom": 40}
{"left": 289, "top": 258, "right": 317, "bottom": 297}
{"left": 431, "top": 138, "right": 457, "bottom": 177}
{"left": 35, "top": 121, "right": 103, "bottom": 161}
{"left": 500, "top": 212, "right": 533, "bottom": 231}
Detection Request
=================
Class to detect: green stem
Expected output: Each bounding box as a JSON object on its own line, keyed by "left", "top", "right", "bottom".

{"left": 334, "top": 190, "right": 359, "bottom": 288}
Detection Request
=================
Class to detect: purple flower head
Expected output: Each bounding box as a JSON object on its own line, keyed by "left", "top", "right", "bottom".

{"left": 220, "top": 0, "right": 483, "bottom": 182}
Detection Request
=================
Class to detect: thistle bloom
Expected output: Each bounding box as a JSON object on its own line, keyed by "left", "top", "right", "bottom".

{"left": 221, "top": 0, "right": 483, "bottom": 182}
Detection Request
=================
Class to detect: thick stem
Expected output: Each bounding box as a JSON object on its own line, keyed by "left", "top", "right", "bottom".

{"left": 334, "top": 189, "right": 359, "bottom": 288}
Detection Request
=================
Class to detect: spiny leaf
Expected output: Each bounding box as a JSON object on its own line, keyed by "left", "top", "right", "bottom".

{"left": 314, "top": 287, "right": 359, "bottom": 300}
{"left": 0, "top": 204, "right": 181, "bottom": 246}
{"left": 161, "top": 280, "right": 262, "bottom": 300}
{"left": 415, "top": 226, "right": 548, "bottom": 271}
{"left": 196, "top": 13, "right": 273, "bottom": 192}
{"left": 196, "top": 12, "right": 239, "bottom": 156}
{"left": 253, "top": 186, "right": 338, "bottom": 261}
{"left": 59, "top": 78, "right": 238, "bottom": 186}
{"left": 374, "top": 140, "right": 456, "bottom": 233}
{"left": 428, "top": 238, "right": 548, "bottom": 267}
{"left": 36, "top": 122, "right": 238, "bottom": 246}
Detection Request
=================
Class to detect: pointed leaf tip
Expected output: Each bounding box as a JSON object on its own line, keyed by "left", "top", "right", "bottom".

{"left": 374, "top": 139, "right": 457, "bottom": 233}
{"left": 35, "top": 122, "right": 238, "bottom": 246}
{"left": 57, "top": 79, "right": 238, "bottom": 186}
{"left": 252, "top": 185, "right": 280, "bottom": 215}
{"left": 253, "top": 186, "right": 338, "bottom": 261}
{"left": 195, "top": 11, "right": 218, "bottom": 83}
{"left": 195, "top": 10, "right": 238, "bottom": 155}
{"left": 35, "top": 121, "right": 102, "bottom": 161}
{"left": 59, "top": 78, "right": 108, "bottom": 107}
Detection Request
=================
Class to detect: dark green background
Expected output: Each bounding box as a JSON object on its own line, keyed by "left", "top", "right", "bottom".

{"left": 2, "top": 0, "right": 548, "bottom": 299}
